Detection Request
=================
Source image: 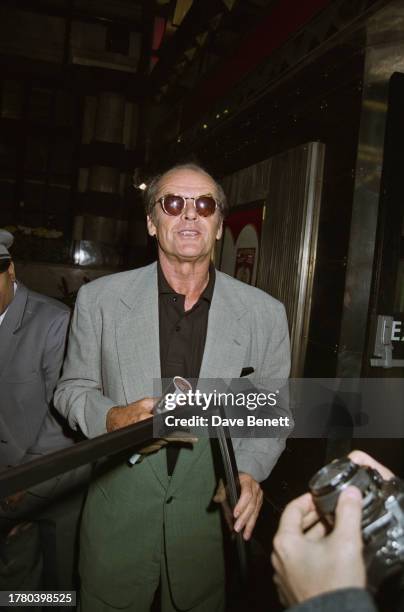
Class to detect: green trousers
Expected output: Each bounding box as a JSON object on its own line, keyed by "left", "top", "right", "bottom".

{"left": 79, "top": 537, "right": 225, "bottom": 612}
{"left": 79, "top": 441, "right": 226, "bottom": 611}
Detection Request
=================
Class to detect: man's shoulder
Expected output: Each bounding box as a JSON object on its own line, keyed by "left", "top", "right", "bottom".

{"left": 215, "top": 269, "right": 285, "bottom": 314}
{"left": 78, "top": 262, "right": 156, "bottom": 302}
{"left": 25, "top": 287, "right": 70, "bottom": 318}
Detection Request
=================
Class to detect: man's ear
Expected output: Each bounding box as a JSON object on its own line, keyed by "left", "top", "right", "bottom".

{"left": 216, "top": 219, "right": 223, "bottom": 241}
{"left": 147, "top": 215, "right": 157, "bottom": 237}
{"left": 8, "top": 261, "right": 15, "bottom": 282}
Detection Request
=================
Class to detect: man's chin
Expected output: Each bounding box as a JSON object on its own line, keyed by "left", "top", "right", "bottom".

{"left": 176, "top": 251, "right": 208, "bottom": 261}
{"left": 161, "top": 249, "right": 210, "bottom": 263}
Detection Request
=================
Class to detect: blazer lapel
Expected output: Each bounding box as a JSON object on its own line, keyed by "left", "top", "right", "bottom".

{"left": 168, "top": 272, "right": 250, "bottom": 496}
{"left": 199, "top": 273, "right": 249, "bottom": 380}
{"left": 0, "top": 284, "right": 28, "bottom": 379}
{"left": 115, "top": 263, "right": 168, "bottom": 489}
{"left": 115, "top": 263, "right": 161, "bottom": 403}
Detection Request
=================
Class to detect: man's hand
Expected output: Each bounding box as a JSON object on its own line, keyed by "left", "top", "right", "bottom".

{"left": 138, "top": 432, "right": 198, "bottom": 456}
{"left": 233, "top": 472, "right": 263, "bottom": 541}
{"left": 106, "top": 398, "right": 156, "bottom": 432}
{"left": 272, "top": 486, "right": 365, "bottom": 606}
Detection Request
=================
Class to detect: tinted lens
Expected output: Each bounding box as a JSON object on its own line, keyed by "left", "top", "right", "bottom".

{"left": 162, "top": 195, "right": 185, "bottom": 216}
{"left": 195, "top": 196, "right": 217, "bottom": 217}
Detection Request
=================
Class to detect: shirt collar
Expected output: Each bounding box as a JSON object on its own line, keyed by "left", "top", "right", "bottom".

{"left": 158, "top": 262, "right": 215, "bottom": 303}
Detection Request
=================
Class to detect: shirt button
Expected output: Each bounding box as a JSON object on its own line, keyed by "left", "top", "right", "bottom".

{"left": 173, "top": 297, "right": 177, "bottom": 302}
{"left": 166, "top": 496, "right": 174, "bottom": 504}
{"left": 175, "top": 325, "right": 181, "bottom": 331}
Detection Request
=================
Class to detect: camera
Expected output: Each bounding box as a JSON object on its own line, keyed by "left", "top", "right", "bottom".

{"left": 309, "top": 456, "right": 404, "bottom": 591}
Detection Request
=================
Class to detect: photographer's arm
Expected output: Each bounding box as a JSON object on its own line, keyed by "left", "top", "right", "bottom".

{"left": 285, "top": 589, "right": 377, "bottom": 612}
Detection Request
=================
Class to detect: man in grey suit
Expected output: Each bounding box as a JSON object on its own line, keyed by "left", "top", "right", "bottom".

{"left": 55, "top": 163, "right": 290, "bottom": 611}
{"left": 271, "top": 451, "right": 391, "bottom": 612}
{"left": 0, "top": 229, "right": 83, "bottom": 590}
{"left": 0, "top": 231, "right": 72, "bottom": 469}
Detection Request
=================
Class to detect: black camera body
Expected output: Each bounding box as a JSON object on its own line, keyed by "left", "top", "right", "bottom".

{"left": 309, "top": 457, "right": 404, "bottom": 591}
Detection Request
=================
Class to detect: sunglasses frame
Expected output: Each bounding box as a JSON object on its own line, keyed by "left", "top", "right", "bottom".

{"left": 155, "top": 194, "right": 220, "bottom": 217}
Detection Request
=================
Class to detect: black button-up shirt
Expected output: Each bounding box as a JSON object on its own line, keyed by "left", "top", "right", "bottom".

{"left": 158, "top": 263, "right": 215, "bottom": 473}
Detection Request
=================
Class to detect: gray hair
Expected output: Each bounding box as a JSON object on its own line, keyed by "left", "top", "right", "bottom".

{"left": 143, "top": 163, "right": 228, "bottom": 219}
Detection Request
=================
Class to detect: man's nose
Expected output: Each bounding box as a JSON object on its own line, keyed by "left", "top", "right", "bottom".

{"left": 182, "top": 199, "right": 197, "bottom": 220}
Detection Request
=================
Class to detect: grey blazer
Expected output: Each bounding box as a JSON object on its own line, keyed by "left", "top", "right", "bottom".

{"left": 0, "top": 283, "right": 73, "bottom": 467}
{"left": 55, "top": 262, "right": 290, "bottom": 482}
{"left": 289, "top": 588, "right": 378, "bottom": 612}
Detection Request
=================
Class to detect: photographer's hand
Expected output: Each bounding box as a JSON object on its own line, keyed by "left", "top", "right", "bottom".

{"left": 271, "top": 486, "right": 365, "bottom": 606}
{"left": 348, "top": 450, "right": 394, "bottom": 480}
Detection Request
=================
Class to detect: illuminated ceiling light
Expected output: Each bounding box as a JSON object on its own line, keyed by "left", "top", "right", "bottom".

{"left": 138, "top": 183, "right": 147, "bottom": 191}
{"left": 202, "top": 123, "right": 208, "bottom": 129}
{"left": 224, "top": 109, "right": 229, "bottom": 114}
{"left": 215, "top": 113, "right": 220, "bottom": 119}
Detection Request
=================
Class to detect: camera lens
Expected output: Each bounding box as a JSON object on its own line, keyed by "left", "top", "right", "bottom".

{"left": 309, "top": 457, "right": 384, "bottom": 525}
{"left": 310, "top": 458, "right": 358, "bottom": 497}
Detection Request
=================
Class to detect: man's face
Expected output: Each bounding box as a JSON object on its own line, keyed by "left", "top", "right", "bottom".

{"left": 0, "top": 262, "right": 15, "bottom": 316}
{"left": 147, "top": 169, "right": 223, "bottom": 264}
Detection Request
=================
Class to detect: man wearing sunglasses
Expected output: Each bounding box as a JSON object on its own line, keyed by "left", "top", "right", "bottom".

{"left": 55, "top": 163, "right": 290, "bottom": 612}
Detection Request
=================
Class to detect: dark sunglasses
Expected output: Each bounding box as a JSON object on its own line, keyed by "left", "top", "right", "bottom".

{"left": 156, "top": 194, "right": 220, "bottom": 217}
